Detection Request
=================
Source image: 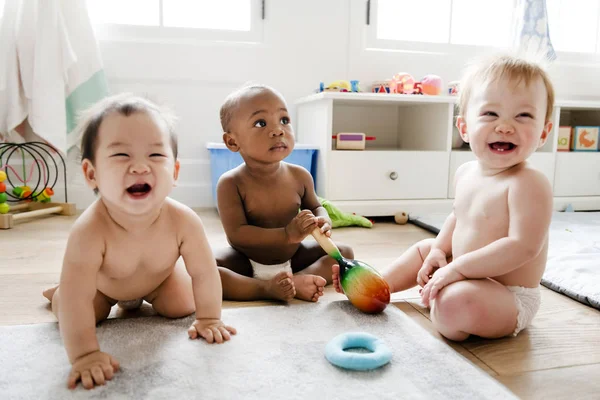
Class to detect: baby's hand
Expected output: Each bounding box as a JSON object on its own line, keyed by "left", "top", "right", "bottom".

{"left": 332, "top": 264, "right": 344, "bottom": 294}
{"left": 67, "top": 350, "right": 120, "bottom": 390}
{"left": 188, "top": 318, "right": 237, "bottom": 343}
{"left": 316, "top": 216, "right": 333, "bottom": 237}
{"left": 285, "top": 210, "right": 318, "bottom": 243}
{"left": 420, "top": 265, "right": 465, "bottom": 308}
{"left": 417, "top": 249, "right": 448, "bottom": 287}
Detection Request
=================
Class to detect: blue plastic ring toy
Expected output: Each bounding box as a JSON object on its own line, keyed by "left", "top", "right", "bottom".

{"left": 325, "top": 332, "right": 392, "bottom": 371}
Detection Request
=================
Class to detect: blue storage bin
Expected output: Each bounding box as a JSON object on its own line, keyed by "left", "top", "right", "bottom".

{"left": 207, "top": 142, "right": 319, "bottom": 204}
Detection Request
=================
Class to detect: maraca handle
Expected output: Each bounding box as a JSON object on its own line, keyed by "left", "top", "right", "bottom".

{"left": 311, "top": 227, "right": 342, "bottom": 261}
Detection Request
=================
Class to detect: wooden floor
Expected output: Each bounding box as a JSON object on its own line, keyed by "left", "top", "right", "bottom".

{"left": 1, "top": 209, "right": 599, "bottom": 399}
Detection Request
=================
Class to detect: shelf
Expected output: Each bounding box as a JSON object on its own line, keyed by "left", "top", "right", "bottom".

{"left": 296, "top": 92, "right": 457, "bottom": 106}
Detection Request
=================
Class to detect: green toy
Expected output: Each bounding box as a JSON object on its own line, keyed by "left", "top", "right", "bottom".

{"left": 318, "top": 197, "right": 372, "bottom": 229}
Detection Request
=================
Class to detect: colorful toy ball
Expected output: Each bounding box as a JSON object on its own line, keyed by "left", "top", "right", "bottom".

{"left": 390, "top": 73, "right": 415, "bottom": 94}
{"left": 338, "top": 258, "right": 391, "bottom": 314}
{"left": 0, "top": 202, "right": 9, "bottom": 214}
{"left": 0, "top": 170, "right": 6, "bottom": 182}
{"left": 0, "top": 181, "right": 6, "bottom": 193}
{"left": 421, "top": 74, "right": 443, "bottom": 95}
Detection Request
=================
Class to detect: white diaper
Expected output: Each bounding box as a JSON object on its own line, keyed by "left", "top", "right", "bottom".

{"left": 249, "top": 259, "right": 293, "bottom": 280}
{"left": 507, "top": 285, "right": 541, "bottom": 337}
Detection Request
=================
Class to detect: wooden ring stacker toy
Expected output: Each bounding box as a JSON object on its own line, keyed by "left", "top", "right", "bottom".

{"left": 311, "top": 228, "right": 390, "bottom": 314}
{"left": 325, "top": 332, "right": 392, "bottom": 371}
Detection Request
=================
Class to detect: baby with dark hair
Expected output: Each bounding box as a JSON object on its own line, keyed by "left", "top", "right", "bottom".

{"left": 43, "top": 93, "right": 235, "bottom": 390}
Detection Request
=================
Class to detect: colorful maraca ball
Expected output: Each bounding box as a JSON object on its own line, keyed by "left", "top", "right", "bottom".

{"left": 340, "top": 259, "right": 391, "bottom": 314}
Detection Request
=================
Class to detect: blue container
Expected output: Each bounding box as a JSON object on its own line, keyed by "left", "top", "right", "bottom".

{"left": 207, "top": 142, "right": 319, "bottom": 204}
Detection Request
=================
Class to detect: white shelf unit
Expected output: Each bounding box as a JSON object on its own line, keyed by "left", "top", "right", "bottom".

{"left": 296, "top": 92, "right": 600, "bottom": 217}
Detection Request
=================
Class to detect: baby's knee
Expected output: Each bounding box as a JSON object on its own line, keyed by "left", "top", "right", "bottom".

{"left": 433, "top": 283, "right": 480, "bottom": 325}
{"left": 337, "top": 242, "right": 354, "bottom": 259}
{"left": 416, "top": 238, "right": 436, "bottom": 258}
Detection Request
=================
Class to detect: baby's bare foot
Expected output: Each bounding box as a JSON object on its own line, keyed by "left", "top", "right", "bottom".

{"left": 263, "top": 271, "right": 296, "bottom": 301}
{"left": 43, "top": 285, "right": 58, "bottom": 302}
{"left": 332, "top": 264, "right": 344, "bottom": 294}
{"left": 293, "top": 274, "right": 327, "bottom": 302}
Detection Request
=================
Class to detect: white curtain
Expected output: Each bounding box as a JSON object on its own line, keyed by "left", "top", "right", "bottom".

{"left": 512, "top": 0, "right": 556, "bottom": 61}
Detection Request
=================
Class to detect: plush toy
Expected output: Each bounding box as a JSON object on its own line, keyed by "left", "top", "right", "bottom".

{"left": 319, "top": 197, "right": 373, "bottom": 228}
{"left": 421, "top": 74, "right": 443, "bottom": 95}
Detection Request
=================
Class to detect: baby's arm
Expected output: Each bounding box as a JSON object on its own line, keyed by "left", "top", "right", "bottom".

{"left": 59, "top": 223, "right": 119, "bottom": 389}
{"left": 296, "top": 166, "right": 332, "bottom": 236}
{"left": 178, "top": 208, "right": 236, "bottom": 342}
{"left": 217, "top": 173, "right": 315, "bottom": 251}
{"left": 452, "top": 169, "right": 553, "bottom": 278}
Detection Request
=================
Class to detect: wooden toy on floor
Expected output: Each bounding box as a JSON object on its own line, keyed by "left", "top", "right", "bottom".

{"left": 0, "top": 142, "right": 76, "bottom": 229}
{"left": 311, "top": 228, "right": 390, "bottom": 314}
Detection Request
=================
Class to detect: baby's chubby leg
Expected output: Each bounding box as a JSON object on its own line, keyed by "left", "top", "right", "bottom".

{"left": 292, "top": 241, "right": 353, "bottom": 302}
{"left": 143, "top": 258, "right": 195, "bottom": 318}
{"left": 43, "top": 286, "right": 115, "bottom": 324}
{"left": 430, "top": 279, "right": 519, "bottom": 341}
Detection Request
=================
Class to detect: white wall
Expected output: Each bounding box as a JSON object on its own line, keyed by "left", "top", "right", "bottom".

{"left": 69, "top": 0, "right": 600, "bottom": 209}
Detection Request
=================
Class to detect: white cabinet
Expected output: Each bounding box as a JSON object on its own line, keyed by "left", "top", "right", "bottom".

{"left": 296, "top": 93, "right": 600, "bottom": 216}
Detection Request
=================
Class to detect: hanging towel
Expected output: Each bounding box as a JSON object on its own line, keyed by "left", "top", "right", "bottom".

{"left": 0, "top": 0, "right": 109, "bottom": 153}
{"left": 512, "top": 0, "right": 556, "bottom": 61}
{"left": 0, "top": 0, "right": 28, "bottom": 139}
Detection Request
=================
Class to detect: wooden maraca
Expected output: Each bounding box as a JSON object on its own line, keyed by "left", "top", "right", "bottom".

{"left": 311, "top": 228, "right": 390, "bottom": 314}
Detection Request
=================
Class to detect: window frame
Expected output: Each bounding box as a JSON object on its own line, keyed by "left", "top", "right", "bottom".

{"left": 88, "top": 0, "right": 264, "bottom": 45}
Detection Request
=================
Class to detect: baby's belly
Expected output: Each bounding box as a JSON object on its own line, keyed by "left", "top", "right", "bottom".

{"left": 96, "top": 264, "right": 175, "bottom": 301}
{"left": 452, "top": 223, "right": 505, "bottom": 259}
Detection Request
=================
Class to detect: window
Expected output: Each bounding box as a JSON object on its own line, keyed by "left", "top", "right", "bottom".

{"left": 547, "top": 0, "right": 600, "bottom": 54}
{"left": 370, "top": 0, "right": 515, "bottom": 51}
{"left": 371, "top": 0, "right": 600, "bottom": 59}
{"left": 86, "top": 0, "right": 262, "bottom": 43}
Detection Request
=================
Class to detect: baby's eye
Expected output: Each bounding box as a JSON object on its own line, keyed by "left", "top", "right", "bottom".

{"left": 150, "top": 153, "right": 166, "bottom": 157}
{"left": 481, "top": 111, "right": 498, "bottom": 117}
{"left": 517, "top": 113, "right": 534, "bottom": 118}
{"left": 281, "top": 116, "right": 290, "bottom": 125}
{"left": 111, "top": 153, "right": 129, "bottom": 158}
{"left": 254, "top": 119, "right": 267, "bottom": 128}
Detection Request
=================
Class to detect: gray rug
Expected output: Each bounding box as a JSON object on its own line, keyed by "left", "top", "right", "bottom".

{"left": 0, "top": 302, "right": 516, "bottom": 400}
{"left": 410, "top": 211, "right": 600, "bottom": 310}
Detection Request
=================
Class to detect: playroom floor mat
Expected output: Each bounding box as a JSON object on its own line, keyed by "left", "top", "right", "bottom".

{"left": 410, "top": 211, "right": 600, "bottom": 310}
{"left": 0, "top": 301, "right": 516, "bottom": 400}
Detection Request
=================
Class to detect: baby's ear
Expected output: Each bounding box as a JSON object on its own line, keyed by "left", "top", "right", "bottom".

{"left": 173, "top": 160, "right": 180, "bottom": 183}
{"left": 81, "top": 159, "right": 98, "bottom": 191}
{"left": 223, "top": 132, "right": 240, "bottom": 152}
{"left": 456, "top": 116, "right": 469, "bottom": 142}
{"left": 538, "top": 120, "right": 553, "bottom": 148}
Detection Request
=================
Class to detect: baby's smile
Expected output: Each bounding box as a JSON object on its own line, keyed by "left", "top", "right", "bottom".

{"left": 126, "top": 182, "right": 152, "bottom": 199}
{"left": 488, "top": 141, "right": 517, "bottom": 154}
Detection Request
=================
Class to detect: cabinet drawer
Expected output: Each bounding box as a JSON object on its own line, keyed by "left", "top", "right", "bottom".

{"left": 448, "top": 151, "right": 556, "bottom": 198}
{"left": 554, "top": 153, "right": 600, "bottom": 196}
{"left": 328, "top": 151, "right": 449, "bottom": 200}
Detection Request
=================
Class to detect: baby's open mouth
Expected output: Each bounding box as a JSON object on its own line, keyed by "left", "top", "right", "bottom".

{"left": 126, "top": 183, "right": 152, "bottom": 196}
{"left": 489, "top": 142, "right": 516, "bottom": 152}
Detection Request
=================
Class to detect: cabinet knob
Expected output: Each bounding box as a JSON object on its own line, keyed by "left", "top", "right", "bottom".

{"left": 389, "top": 171, "right": 398, "bottom": 180}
